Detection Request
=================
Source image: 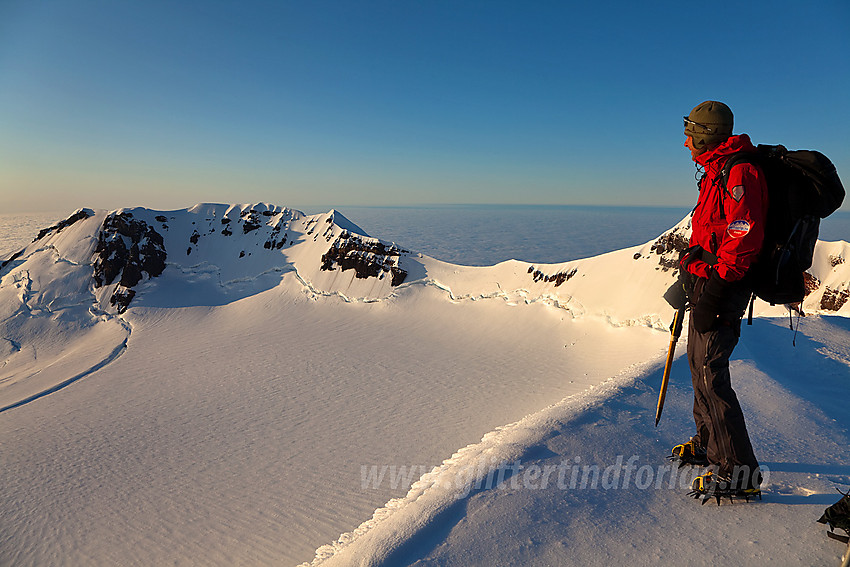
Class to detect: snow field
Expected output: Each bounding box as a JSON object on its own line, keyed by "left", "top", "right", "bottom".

{"left": 312, "top": 316, "right": 850, "bottom": 566}
{"left": 0, "top": 271, "right": 664, "bottom": 565}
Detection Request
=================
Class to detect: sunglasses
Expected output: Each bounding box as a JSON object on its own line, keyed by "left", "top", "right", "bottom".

{"left": 683, "top": 116, "right": 714, "bottom": 133}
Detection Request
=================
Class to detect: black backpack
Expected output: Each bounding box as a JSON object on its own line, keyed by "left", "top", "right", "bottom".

{"left": 721, "top": 144, "right": 845, "bottom": 306}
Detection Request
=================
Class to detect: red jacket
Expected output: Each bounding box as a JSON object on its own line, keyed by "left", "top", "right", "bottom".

{"left": 686, "top": 134, "right": 769, "bottom": 282}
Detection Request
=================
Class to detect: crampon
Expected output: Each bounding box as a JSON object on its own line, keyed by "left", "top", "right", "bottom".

{"left": 818, "top": 489, "right": 850, "bottom": 545}
{"left": 687, "top": 471, "right": 762, "bottom": 506}
{"left": 668, "top": 440, "right": 709, "bottom": 469}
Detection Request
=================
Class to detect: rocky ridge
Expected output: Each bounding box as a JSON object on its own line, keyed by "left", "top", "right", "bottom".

{"left": 20, "top": 205, "right": 414, "bottom": 313}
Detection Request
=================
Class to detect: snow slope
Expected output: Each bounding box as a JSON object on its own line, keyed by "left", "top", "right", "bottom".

{"left": 307, "top": 316, "right": 850, "bottom": 566}
{"left": 1, "top": 204, "right": 848, "bottom": 566}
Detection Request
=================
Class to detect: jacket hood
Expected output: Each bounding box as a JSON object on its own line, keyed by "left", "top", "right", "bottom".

{"left": 696, "top": 134, "right": 756, "bottom": 168}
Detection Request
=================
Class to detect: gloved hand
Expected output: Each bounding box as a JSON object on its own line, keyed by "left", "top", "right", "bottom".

{"left": 663, "top": 280, "right": 687, "bottom": 310}
{"left": 691, "top": 271, "right": 731, "bottom": 333}
{"left": 666, "top": 246, "right": 703, "bottom": 310}
{"left": 680, "top": 245, "right": 711, "bottom": 280}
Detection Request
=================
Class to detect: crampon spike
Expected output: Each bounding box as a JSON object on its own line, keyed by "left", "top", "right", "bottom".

{"left": 689, "top": 487, "right": 762, "bottom": 505}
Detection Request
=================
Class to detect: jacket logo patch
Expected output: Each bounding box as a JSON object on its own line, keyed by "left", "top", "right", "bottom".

{"left": 731, "top": 185, "right": 745, "bottom": 202}
{"left": 727, "top": 220, "right": 751, "bottom": 238}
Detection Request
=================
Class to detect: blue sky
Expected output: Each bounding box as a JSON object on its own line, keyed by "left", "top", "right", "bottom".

{"left": 1, "top": 0, "right": 848, "bottom": 213}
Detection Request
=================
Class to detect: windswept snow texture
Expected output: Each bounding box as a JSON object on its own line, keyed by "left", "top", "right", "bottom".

{"left": 1, "top": 204, "right": 849, "bottom": 566}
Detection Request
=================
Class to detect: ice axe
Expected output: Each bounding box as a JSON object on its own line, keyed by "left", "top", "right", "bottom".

{"left": 655, "top": 306, "right": 685, "bottom": 426}
{"left": 656, "top": 251, "right": 698, "bottom": 427}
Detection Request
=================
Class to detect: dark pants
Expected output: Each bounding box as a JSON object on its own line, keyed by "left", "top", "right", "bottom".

{"left": 687, "top": 279, "right": 760, "bottom": 487}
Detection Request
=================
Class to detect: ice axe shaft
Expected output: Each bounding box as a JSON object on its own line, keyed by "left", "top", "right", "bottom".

{"left": 655, "top": 307, "right": 685, "bottom": 427}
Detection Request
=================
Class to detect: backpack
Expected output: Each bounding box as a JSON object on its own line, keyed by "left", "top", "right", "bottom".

{"left": 721, "top": 144, "right": 845, "bottom": 306}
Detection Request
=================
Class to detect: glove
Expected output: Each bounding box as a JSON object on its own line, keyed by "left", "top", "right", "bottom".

{"left": 663, "top": 280, "right": 686, "bottom": 310}
{"left": 679, "top": 244, "right": 711, "bottom": 279}
{"left": 685, "top": 259, "right": 711, "bottom": 280}
{"left": 678, "top": 245, "right": 710, "bottom": 293}
{"left": 691, "top": 271, "right": 731, "bottom": 333}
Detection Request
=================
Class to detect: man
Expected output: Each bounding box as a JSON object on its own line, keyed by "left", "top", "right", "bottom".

{"left": 672, "top": 100, "right": 767, "bottom": 500}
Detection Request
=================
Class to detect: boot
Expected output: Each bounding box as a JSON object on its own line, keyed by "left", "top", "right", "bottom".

{"left": 670, "top": 438, "right": 708, "bottom": 467}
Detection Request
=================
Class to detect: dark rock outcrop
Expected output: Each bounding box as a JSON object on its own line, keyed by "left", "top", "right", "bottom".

{"left": 33, "top": 209, "right": 93, "bottom": 242}
{"left": 321, "top": 232, "right": 408, "bottom": 286}
{"left": 0, "top": 250, "right": 24, "bottom": 273}
{"left": 804, "top": 272, "right": 820, "bottom": 296}
{"left": 528, "top": 266, "right": 578, "bottom": 287}
{"left": 821, "top": 287, "right": 849, "bottom": 311}
{"left": 648, "top": 229, "right": 690, "bottom": 272}
{"left": 264, "top": 217, "right": 288, "bottom": 250}
{"left": 240, "top": 209, "right": 262, "bottom": 234}
{"left": 92, "top": 212, "right": 167, "bottom": 312}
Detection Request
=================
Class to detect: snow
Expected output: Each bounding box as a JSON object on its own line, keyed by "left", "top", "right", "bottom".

{"left": 314, "top": 316, "right": 850, "bottom": 567}
{"left": 1, "top": 204, "right": 848, "bottom": 566}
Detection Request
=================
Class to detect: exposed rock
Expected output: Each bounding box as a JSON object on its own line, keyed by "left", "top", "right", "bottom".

{"left": 528, "top": 266, "right": 578, "bottom": 287}
{"left": 821, "top": 287, "right": 849, "bottom": 311}
{"left": 92, "top": 212, "right": 167, "bottom": 313}
{"left": 33, "top": 209, "right": 93, "bottom": 242}
{"left": 804, "top": 272, "right": 820, "bottom": 296}
{"left": 0, "top": 249, "right": 24, "bottom": 273}
{"left": 321, "top": 232, "right": 408, "bottom": 286}
{"left": 264, "top": 218, "right": 288, "bottom": 250}
{"left": 648, "top": 229, "right": 690, "bottom": 272}
{"left": 110, "top": 288, "right": 136, "bottom": 313}
{"left": 305, "top": 218, "right": 319, "bottom": 236}
{"left": 830, "top": 255, "right": 845, "bottom": 268}
{"left": 240, "top": 209, "right": 262, "bottom": 234}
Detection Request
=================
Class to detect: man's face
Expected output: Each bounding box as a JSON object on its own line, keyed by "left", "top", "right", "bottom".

{"left": 684, "top": 135, "right": 702, "bottom": 161}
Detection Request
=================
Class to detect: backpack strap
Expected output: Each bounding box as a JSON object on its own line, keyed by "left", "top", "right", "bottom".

{"left": 720, "top": 153, "right": 757, "bottom": 193}
{"left": 717, "top": 152, "right": 759, "bottom": 220}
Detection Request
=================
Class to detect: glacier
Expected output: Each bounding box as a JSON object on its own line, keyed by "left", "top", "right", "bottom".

{"left": 1, "top": 204, "right": 849, "bottom": 566}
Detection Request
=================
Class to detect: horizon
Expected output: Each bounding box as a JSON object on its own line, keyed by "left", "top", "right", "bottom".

{"left": 5, "top": 203, "right": 849, "bottom": 268}
{"left": 7, "top": 201, "right": 850, "bottom": 215}
{"left": 1, "top": 202, "right": 697, "bottom": 218}
{"left": 2, "top": 0, "right": 849, "bottom": 214}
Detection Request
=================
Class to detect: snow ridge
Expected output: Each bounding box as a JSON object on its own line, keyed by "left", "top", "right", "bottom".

{"left": 3, "top": 204, "right": 849, "bottom": 414}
